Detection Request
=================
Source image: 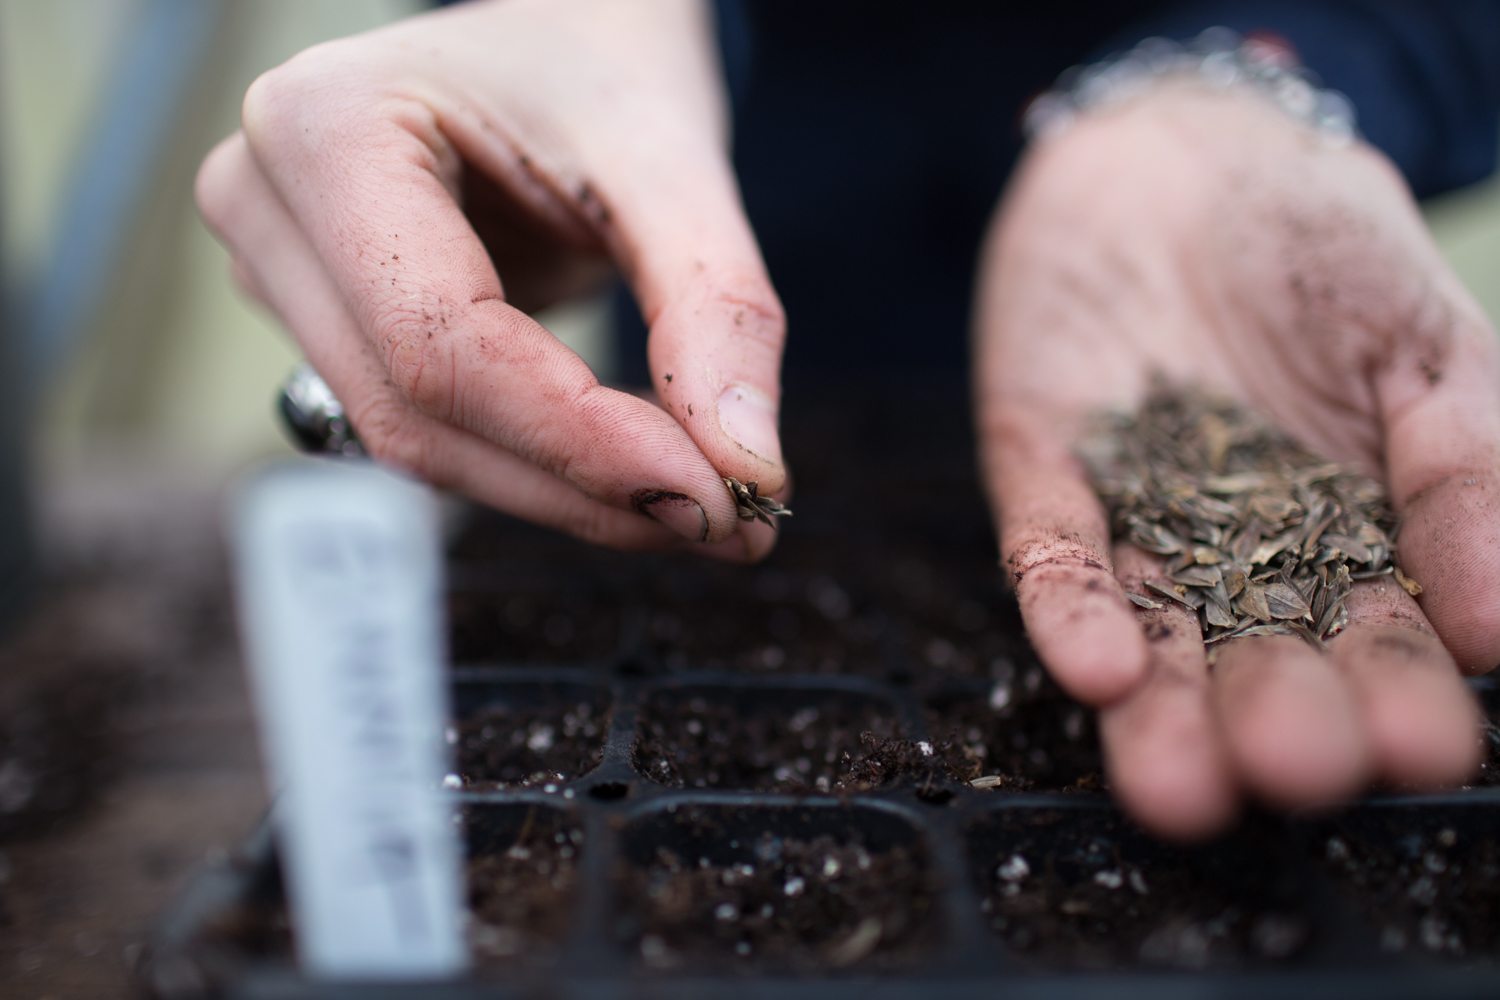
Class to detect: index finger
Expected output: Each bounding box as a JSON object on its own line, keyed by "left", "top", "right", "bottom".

{"left": 981, "top": 407, "right": 1149, "bottom": 704}
{"left": 240, "top": 66, "right": 742, "bottom": 540}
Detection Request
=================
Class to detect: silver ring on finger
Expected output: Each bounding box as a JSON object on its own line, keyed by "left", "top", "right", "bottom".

{"left": 276, "top": 362, "right": 366, "bottom": 458}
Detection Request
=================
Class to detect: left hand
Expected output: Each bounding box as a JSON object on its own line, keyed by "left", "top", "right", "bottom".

{"left": 975, "top": 82, "right": 1500, "bottom": 838}
{"left": 197, "top": 0, "right": 786, "bottom": 561}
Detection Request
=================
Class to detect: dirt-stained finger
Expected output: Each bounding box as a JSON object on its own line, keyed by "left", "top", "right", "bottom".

{"left": 1100, "top": 544, "right": 1238, "bottom": 839}
{"left": 1374, "top": 276, "right": 1500, "bottom": 674}
{"left": 197, "top": 133, "right": 709, "bottom": 554}
{"left": 236, "top": 78, "right": 742, "bottom": 539}
{"left": 1212, "top": 636, "right": 1371, "bottom": 809}
{"left": 981, "top": 410, "right": 1148, "bottom": 704}
{"left": 1328, "top": 578, "right": 1482, "bottom": 788}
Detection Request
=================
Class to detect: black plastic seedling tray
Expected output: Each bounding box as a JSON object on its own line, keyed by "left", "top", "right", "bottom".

{"left": 145, "top": 402, "right": 1500, "bottom": 999}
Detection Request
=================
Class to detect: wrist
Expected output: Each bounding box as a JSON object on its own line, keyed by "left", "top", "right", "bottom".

{"left": 1025, "top": 30, "right": 1356, "bottom": 149}
{"left": 1010, "top": 76, "right": 1394, "bottom": 243}
{"left": 986, "top": 85, "right": 1297, "bottom": 350}
{"left": 1005, "top": 84, "right": 1262, "bottom": 240}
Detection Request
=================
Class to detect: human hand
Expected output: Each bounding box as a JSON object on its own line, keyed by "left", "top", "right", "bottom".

{"left": 975, "top": 82, "right": 1499, "bottom": 837}
{"left": 197, "top": 0, "right": 786, "bottom": 560}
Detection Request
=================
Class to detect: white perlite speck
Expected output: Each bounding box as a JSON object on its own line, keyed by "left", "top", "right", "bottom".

{"left": 1093, "top": 869, "right": 1124, "bottom": 889}
{"left": 997, "top": 855, "right": 1030, "bottom": 882}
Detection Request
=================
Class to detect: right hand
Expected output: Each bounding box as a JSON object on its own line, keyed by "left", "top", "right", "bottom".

{"left": 197, "top": 0, "right": 787, "bottom": 560}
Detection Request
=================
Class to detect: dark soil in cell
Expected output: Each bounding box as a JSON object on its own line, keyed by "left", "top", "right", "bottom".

{"left": 616, "top": 805, "right": 939, "bottom": 971}
{"left": 202, "top": 806, "right": 584, "bottom": 968}
{"left": 833, "top": 731, "right": 965, "bottom": 798}
{"left": 466, "top": 805, "right": 583, "bottom": 963}
{"left": 925, "top": 666, "right": 1104, "bottom": 792}
{"left": 639, "top": 556, "right": 892, "bottom": 676}
{"left": 771, "top": 385, "right": 982, "bottom": 524}
{"left": 1479, "top": 722, "right": 1500, "bottom": 788}
{"left": 444, "top": 511, "right": 639, "bottom": 581}
{"left": 454, "top": 692, "right": 609, "bottom": 788}
{"left": 1318, "top": 809, "right": 1500, "bottom": 961}
{"left": 145, "top": 390, "right": 1500, "bottom": 996}
{"left": 903, "top": 612, "right": 1025, "bottom": 681}
{"left": 873, "top": 548, "right": 1024, "bottom": 681}
{"left": 632, "top": 689, "right": 901, "bottom": 793}
{"left": 447, "top": 588, "right": 622, "bottom": 665}
{"left": 972, "top": 811, "right": 1314, "bottom": 970}
{"left": 1472, "top": 683, "right": 1500, "bottom": 788}
{"left": 1454, "top": 733, "right": 1500, "bottom": 789}
{"left": 0, "top": 656, "right": 125, "bottom": 838}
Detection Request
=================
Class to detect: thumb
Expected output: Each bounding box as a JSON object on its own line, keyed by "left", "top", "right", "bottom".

{"left": 608, "top": 154, "right": 788, "bottom": 495}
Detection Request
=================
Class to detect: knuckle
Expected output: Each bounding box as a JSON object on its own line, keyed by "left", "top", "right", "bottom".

{"left": 978, "top": 405, "right": 1060, "bottom": 474}
{"left": 1437, "top": 601, "right": 1500, "bottom": 675}
{"left": 1398, "top": 467, "right": 1488, "bottom": 514}
{"left": 1355, "top": 626, "right": 1440, "bottom": 661}
{"left": 241, "top": 41, "right": 370, "bottom": 148}
{"left": 241, "top": 62, "right": 306, "bottom": 143}
{"left": 1004, "top": 532, "right": 1108, "bottom": 587}
{"left": 508, "top": 416, "right": 575, "bottom": 483}
{"left": 514, "top": 376, "right": 608, "bottom": 484}
{"left": 373, "top": 299, "right": 457, "bottom": 420}
{"left": 352, "top": 397, "right": 434, "bottom": 480}
{"left": 558, "top": 504, "right": 624, "bottom": 549}
{"left": 194, "top": 136, "right": 250, "bottom": 239}
{"left": 713, "top": 279, "right": 786, "bottom": 354}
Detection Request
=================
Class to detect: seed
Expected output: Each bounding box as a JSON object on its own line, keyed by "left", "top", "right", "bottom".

{"left": 1082, "top": 381, "right": 1411, "bottom": 650}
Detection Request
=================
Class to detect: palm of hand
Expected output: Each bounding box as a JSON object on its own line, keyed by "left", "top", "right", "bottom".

{"left": 977, "top": 85, "right": 1500, "bottom": 837}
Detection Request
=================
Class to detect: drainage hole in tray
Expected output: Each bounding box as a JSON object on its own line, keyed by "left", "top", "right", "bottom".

{"left": 587, "top": 780, "right": 630, "bottom": 802}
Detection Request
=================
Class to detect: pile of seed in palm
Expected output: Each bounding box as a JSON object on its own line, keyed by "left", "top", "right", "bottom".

{"left": 1080, "top": 383, "right": 1420, "bottom": 652}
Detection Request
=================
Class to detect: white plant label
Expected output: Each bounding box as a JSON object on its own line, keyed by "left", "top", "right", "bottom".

{"left": 232, "top": 462, "right": 468, "bottom": 979}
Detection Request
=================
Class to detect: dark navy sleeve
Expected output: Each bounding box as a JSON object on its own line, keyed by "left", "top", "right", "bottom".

{"left": 1101, "top": 1, "right": 1500, "bottom": 199}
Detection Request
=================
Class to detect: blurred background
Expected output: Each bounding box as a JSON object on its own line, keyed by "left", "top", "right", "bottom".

{"left": 4, "top": 0, "right": 623, "bottom": 468}
{"left": 0, "top": 0, "right": 614, "bottom": 629}
{"left": 5, "top": 0, "right": 1499, "bottom": 475}
{"left": 3, "top": 0, "right": 1499, "bottom": 581}
{"left": 0, "top": 8, "right": 619, "bottom": 990}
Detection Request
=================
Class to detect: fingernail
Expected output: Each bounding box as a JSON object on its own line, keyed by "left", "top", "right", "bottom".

{"left": 717, "top": 383, "right": 783, "bottom": 468}
{"left": 634, "top": 490, "right": 709, "bottom": 543}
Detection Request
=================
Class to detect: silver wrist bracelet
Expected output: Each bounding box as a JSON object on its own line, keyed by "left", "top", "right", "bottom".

{"left": 1023, "top": 27, "right": 1358, "bottom": 147}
